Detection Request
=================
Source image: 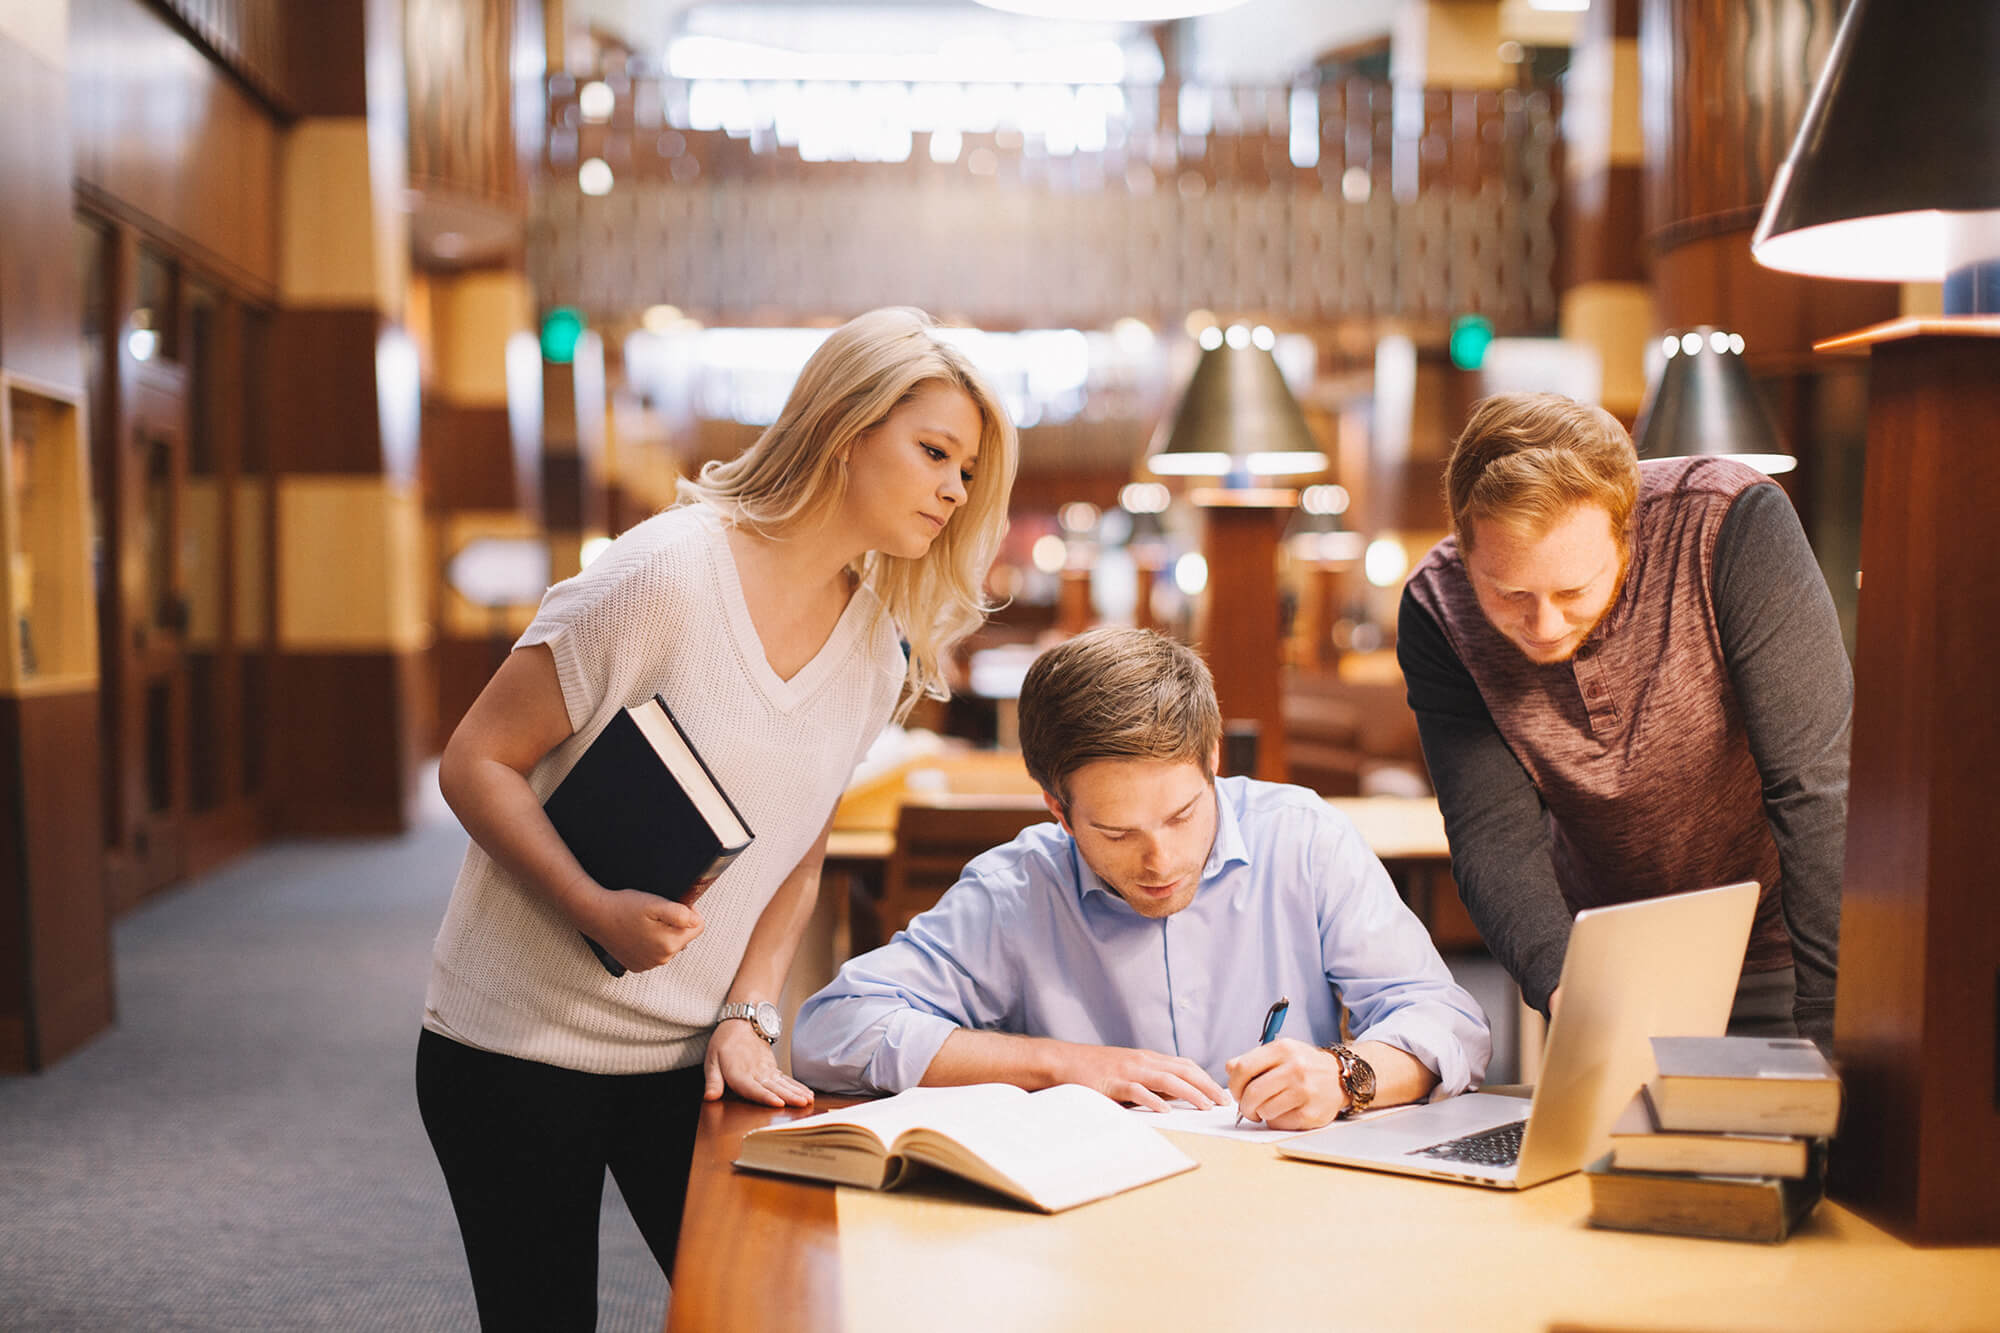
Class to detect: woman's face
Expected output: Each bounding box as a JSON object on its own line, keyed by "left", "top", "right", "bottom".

{"left": 841, "top": 381, "right": 984, "bottom": 560}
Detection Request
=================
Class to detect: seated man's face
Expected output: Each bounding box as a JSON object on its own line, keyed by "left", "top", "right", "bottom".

{"left": 1463, "top": 502, "right": 1627, "bottom": 665}
{"left": 1048, "top": 757, "right": 1218, "bottom": 919}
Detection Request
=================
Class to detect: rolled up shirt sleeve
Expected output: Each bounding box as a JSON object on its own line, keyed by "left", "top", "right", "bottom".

{"left": 1312, "top": 809, "right": 1493, "bottom": 1097}
{"left": 792, "top": 870, "right": 1024, "bottom": 1095}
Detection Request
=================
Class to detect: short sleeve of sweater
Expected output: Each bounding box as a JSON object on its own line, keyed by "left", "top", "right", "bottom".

{"left": 514, "top": 529, "right": 687, "bottom": 736}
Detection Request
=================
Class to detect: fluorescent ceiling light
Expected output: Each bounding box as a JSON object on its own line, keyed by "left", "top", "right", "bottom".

{"left": 669, "top": 34, "right": 1133, "bottom": 85}
{"left": 974, "top": 0, "right": 1248, "bottom": 17}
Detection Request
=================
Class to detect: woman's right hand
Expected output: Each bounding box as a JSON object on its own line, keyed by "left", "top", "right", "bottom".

{"left": 585, "top": 890, "right": 705, "bottom": 973}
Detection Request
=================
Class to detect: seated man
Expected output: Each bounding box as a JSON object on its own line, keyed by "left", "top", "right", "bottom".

{"left": 793, "top": 627, "right": 1490, "bottom": 1130}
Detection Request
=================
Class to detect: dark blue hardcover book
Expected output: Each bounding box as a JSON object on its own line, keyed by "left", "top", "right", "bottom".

{"left": 543, "top": 694, "right": 754, "bottom": 976}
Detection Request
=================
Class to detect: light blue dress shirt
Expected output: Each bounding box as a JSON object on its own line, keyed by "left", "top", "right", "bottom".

{"left": 793, "top": 776, "right": 1492, "bottom": 1097}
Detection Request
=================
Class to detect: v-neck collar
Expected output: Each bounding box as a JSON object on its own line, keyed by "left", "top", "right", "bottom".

{"left": 701, "top": 507, "right": 877, "bottom": 713}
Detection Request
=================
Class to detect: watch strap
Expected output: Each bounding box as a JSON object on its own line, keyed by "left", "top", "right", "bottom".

{"left": 718, "top": 1002, "right": 778, "bottom": 1043}
{"left": 1325, "top": 1043, "right": 1377, "bottom": 1117}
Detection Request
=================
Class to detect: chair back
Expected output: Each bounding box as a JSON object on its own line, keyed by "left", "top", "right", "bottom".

{"left": 867, "top": 794, "right": 1051, "bottom": 948}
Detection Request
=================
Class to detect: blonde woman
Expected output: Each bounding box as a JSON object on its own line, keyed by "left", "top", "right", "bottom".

{"left": 416, "top": 308, "right": 1017, "bottom": 1329}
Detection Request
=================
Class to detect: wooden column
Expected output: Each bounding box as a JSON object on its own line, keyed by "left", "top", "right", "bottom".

{"left": 266, "top": 3, "right": 430, "bottom": 834}
{"left": 1191, "top": 490, "right": 1291, "bottom": 782}
{"left": 1560, "top": 0, "right": 1652, "bottom": 420}
{"left": 1816, "top": 319, "right": 2000, "bottom": 1244}
{"left": 424, "top": 269, "right": 537, "bottom": 748}
{"left": 1056, "top": 568, "right": 1094, "bottom": 638}
{"left": 540, "top": 335, "right": 607, "bottom": 583}
{"left": 0, "top": 9, "right": 114, "bottom": 1070}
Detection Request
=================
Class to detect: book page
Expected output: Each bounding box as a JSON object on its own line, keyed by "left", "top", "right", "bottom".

{"left": 628, "top": 699, "right": 749, "bottom": 845}
{"left": 762, "top": 1083, "right": 1032, "bottom": 1149}
{"left": 905, "top": 1083, "right": 1196, "bottom": 1212}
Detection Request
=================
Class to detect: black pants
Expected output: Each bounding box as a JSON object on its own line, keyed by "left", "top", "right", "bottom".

{"left": 415, "top": 1028, "right": 705, "bottom": 1332}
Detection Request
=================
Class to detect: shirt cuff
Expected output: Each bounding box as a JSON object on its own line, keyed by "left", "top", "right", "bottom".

{"left": 861, "top": 1007, "right": 964, "bottom": 1094}
{"left": 1351, "top": 1016, "right": 1487, "bottom": 1100}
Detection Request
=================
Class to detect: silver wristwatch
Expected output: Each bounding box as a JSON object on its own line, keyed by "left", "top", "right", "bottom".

{"left": 718, "top": 1000, "right": 782, "bottom": 1045}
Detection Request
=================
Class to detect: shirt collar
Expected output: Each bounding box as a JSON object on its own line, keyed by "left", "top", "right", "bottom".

{"left": 1070, "top": 778, "right": 1255, "bottom": 907}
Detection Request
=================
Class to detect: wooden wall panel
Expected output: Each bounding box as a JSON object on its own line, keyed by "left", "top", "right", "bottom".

{"left": 267, "top": 309, "right": 387, "bottom": 474}
{"left": 0, "top": 32, "right": 85, "bottom": 393}
{"left": 0, "top": 696, "right": 25, "bottom": 1069}
{"left": 16, "top": 690, "right": 113, "bottom": 1066}
{"left": 69, "top": 0, "right": 282, "bottom": 297}
{"left": 1652, "top": 233, "right": 1897, "bottom": 373}
{"left": 0, "top": 691, "right": 113, "bottom": 1072}
{"left": 1640, "top": 0, "right": 1846, "bottom": 248}
{"left": 424, "top": 405, "right": 522, "bottom": 511}
{"left": 266, "top": 650, "right": 430, "bottom": 835}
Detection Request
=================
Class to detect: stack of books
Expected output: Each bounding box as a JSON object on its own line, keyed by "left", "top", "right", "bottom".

{"left": 1585, "top": 1035, "right": 1842, "bottom": 1243}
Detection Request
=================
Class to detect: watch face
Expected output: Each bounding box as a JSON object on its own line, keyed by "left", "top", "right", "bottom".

{"left": 753, "top": 1001, "right": 782, "bottom": 1040}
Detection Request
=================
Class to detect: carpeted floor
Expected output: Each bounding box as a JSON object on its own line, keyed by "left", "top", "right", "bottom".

{"left": 0, "top": 781, "right": 670, "bottom": 1332}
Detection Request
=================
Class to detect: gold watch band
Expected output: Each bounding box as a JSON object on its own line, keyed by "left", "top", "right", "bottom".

{"left": 1324, "top": 1043, "right": 1377, "bottom": 1117}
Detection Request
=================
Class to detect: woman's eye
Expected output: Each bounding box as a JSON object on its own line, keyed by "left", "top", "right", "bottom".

{"left": 922, "top": 444, "right": 946, "bottom": 461}
{"left": 960, "top": 469, "right": 975, "bottom": 484}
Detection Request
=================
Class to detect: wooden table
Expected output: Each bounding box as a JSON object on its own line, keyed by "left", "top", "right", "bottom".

{"left": 667, "top": 1099, "right": 2000, "bottom": 1333}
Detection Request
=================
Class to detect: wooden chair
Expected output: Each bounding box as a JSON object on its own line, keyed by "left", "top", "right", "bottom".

{"left": 855, "top": 794, "right": 1051, "bottom": 952}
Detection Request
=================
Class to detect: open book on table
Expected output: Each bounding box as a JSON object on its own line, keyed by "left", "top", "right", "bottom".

{"left": 734, "top": 1083, "right": 1198, "bottom": 1213}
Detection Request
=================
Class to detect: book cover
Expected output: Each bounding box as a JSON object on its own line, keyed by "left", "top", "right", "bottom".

{"left": 734, "top": 1083, "right": 1198, "bottom": 1214}
{"left": 544, "top": 694, "right": 754, "bottom": 977}
{"left": 1607, "top": 1088, "right": 1813, "bottom": 1179}
{"left": 1584, "top": 1149, "right": 1825, "bottom": 1243}
{"left": 1646, "top": 1036, "right": 1842, "bottom": 1136}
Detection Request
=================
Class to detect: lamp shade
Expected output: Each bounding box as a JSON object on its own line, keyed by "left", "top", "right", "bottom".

{"left": 1751, "top": 0, "right": 2000, "bottom": 291}
{"left": 1632, "top": 328, "right": 1794, "bottom": 476}
{"left": 1147, "top": 341, "right": 1326, "bottom": 478}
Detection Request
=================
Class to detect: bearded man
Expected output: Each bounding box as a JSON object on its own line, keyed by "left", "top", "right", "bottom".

{"left": 1398, "top": 392, "right": 1850, "bottom": 1046}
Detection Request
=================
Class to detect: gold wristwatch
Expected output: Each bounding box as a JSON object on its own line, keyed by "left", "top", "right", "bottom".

{"left": 1325, "top": 1043, "right": 1376, "bottom": 1117}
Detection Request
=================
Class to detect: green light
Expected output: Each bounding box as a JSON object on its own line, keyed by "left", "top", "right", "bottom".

{"left": 1449, "top": 314, "right": 1495, "bottom": 371}
{"left": 540, "top": 307, "right": 586, "bottom": 364}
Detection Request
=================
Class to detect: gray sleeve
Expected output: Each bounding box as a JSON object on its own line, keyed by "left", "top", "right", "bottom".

{"left": 1712, "top": 484, "right": 1851, "bottom": 1046}
{"left": 1397, "top": 587, "right": 1573, "bottom": 1013}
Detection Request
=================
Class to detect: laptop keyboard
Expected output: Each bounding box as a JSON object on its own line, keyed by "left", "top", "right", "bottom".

{"left": 1411, "top": 1118, "right": 1527, "bottom": 1168}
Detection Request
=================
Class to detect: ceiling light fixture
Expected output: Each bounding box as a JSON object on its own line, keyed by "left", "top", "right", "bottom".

{"left": 973, "top": 0, "right": 1248, "bottom": 17}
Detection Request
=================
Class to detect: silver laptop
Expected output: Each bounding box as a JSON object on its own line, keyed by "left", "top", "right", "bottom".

{"left": 1279, "top": 881, "right": 1759, "bottom": 1190}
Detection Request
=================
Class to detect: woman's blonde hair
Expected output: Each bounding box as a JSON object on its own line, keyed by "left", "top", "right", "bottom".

{"left": 679, "top": 307, "right": 1018, "bottom": 716}
{"left": 1445, "top": 392, "right": 1639, "bottom": 553}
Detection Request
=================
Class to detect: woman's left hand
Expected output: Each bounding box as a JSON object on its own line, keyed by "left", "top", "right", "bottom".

{"left": 703, "top": 1019, "right": 815, "bottom": 1107}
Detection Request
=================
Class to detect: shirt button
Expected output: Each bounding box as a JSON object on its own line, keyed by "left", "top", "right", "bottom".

{"left": 1586, "top": 684, "right": 1602, "bottom": 699}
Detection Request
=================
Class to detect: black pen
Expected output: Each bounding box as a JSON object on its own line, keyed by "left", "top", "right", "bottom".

{"left": 1235, "top": 995, "right": 1290, "bottom": 1127}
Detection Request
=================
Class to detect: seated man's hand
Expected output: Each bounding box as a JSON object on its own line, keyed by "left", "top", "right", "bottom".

{"left": 1226, "top": 1038, "right": 1348, "bottom": 1130}
{"left": 1057, "top": 1042, "right": 1229, "bottom": 1113}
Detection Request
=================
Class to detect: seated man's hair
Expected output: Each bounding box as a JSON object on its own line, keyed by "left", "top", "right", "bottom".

{"left": 1017, "top": 627, "right": 1221, "bottom": 811}
{"left": 1446, "top": 391, "right": 1639, "bottom": 553}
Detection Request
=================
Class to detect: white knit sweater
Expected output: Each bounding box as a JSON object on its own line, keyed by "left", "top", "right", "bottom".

{"left": 423, "top": 503, "right": 904, "bottom": 1074}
